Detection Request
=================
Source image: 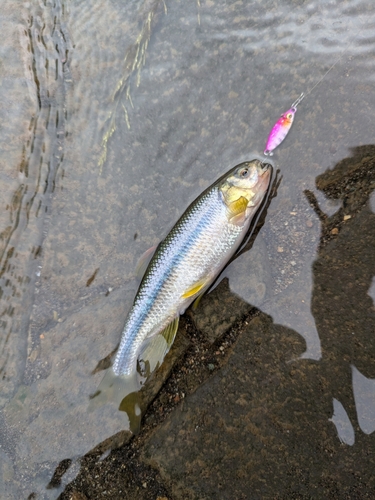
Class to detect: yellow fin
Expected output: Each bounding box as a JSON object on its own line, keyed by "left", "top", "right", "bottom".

{"left": 161, "top": 316, "right": 180, "bottom": 345}
{"left": 138, "top": 317, "right": 179, "bottom": 375}
{"left": 192, "top": 293, "right": 204, "bottom": 311}
{"left": 227, "top": 196, "right": 248, "bottom": 217}
{"left": 181, "top": 278, "right": 208, "bottom": 299}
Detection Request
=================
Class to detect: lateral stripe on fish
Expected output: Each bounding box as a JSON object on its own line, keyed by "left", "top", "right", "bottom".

{"left": 112, "top": 160, "right": 272, "bottom": 380}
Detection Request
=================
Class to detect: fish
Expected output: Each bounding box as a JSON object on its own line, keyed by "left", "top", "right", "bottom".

{"left": 114, "top": 159, "right": 271, "bottom": 376}
{"left": 90, "top": 160, "right": 271, "bottom": 430}
{"left": 264, "top": 93, "right": 304, "bottom": 156}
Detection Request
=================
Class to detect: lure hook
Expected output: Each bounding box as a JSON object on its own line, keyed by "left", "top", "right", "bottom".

{"left": 291, "top": 92, "right": 305, "bottom": 110}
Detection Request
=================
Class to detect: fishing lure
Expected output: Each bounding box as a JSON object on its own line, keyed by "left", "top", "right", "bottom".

{"left": 264, "top": 93, "right": 305, "bottom": 156}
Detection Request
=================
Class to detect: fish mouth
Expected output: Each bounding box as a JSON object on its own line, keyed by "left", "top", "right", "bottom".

{"left": 259, "top": 161, "right": 272, "bottom": 176}
{"left": 255, "top": 161, "right": 272, "bottom": 197}
{"left": 252, "top": 158, "right": 272, "bottom": 175}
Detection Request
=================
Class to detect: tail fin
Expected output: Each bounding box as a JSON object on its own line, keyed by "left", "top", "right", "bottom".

{"left": 88, "top": 368, "right": 142, "bottom": 434}
{"left": 88, "top": 318, "right": 180, "bottom": 434}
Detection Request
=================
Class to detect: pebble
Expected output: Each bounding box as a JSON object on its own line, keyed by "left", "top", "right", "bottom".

{"left": 69, "top": 491, "right": 88, "bottom": 500}
{"left": 343, "top": 215, "right": 351, "bottom": 221}
{"left": 208, "top": 363, "right": 215, "bottom": 371}
{"left": 277, "top": 246, "right": 284, "bottom": 253}
{"left": 331, "top": 228, "right": 339, "bottom": 235}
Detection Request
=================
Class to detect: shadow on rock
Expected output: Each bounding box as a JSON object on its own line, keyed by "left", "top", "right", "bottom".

{"left": 307, "top": 144, "right": 375, "bottom": 441}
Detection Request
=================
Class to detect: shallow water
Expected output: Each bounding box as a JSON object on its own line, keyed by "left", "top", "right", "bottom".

{"left": 1, "top": 0, "right": 375, "bottom": 497}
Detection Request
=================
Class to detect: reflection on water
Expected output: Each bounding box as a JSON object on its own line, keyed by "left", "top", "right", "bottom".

{"left": 0, "top": 0, "right": 375, "bottom": 497}
{"left": 99, "top": 0, "right": 164, "bottom": 170}
{"left": 330, "top": 398, "right": 355, "bottom": 446}
{"left": 352, "top": 365, "right": 375, "bottom": 436}
{"left": 309, "top": 145, "right": 375, "bottom": 445}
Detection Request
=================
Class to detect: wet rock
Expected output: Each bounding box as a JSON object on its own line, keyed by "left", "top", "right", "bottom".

{"left": 226, "top": 234, "right": 272, "bottom": 307}
{"left": 188, "top": 277, "right": 254, "bottom": 344}
{"left": 189, "top": 234, "right": 273, "bottom": 345}
{"left": 143, "top": 313, "right": 375, "bottom": 499}
{"left": 68, "top": 492, "right": 88, "bottom": 500}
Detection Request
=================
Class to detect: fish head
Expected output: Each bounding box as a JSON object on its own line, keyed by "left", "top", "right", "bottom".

{"left": 220, "top": 160, "right": 272, "bottom": 225}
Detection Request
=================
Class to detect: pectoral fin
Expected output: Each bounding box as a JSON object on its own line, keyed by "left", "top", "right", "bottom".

{"left": 227, "top": 196, "right": 249, "bottom": 226}
{"left": 227, "top": 196, "right": 248, "bottom": 216}
{"left": 229, "top": 212, "right": 246, "bottom": 226}
{"left": 138, "top": 317, "right": 179, "bottom": 375}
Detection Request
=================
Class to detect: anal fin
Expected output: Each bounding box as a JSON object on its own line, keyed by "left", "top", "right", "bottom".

{"left": 138, "top": 317, "right": 179, "bottom": 376}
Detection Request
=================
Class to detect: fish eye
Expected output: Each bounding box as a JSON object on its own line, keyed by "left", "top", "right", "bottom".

{"left": 239, "top": 168, "right": 249, "bottom": 178}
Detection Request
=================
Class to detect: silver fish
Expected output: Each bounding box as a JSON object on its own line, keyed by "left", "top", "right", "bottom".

{"left": 116, "top": 159, "right": 271, "bottom": 375}
{"left": 91, "top": 160, "right": 271, "bottom": 427}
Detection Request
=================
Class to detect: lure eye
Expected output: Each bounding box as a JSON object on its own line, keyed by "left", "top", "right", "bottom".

{"left": 287, "top": 113, "right": 293, "bottom": 119}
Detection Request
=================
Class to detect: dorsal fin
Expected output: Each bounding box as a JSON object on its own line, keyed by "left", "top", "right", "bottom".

{"left": 135, "top": 244, "right": 158, "bottom": 280}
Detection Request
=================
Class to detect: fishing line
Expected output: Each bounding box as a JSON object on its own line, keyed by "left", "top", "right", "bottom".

{"left": 303, "top": 15, "right": 365, "bottom": 99}
{"left": 262, "top": 8, "right": 367, "bottom": 156}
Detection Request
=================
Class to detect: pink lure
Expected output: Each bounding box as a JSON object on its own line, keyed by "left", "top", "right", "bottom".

{"left": 264, "top": 93, "right": 304, "bottom": 156}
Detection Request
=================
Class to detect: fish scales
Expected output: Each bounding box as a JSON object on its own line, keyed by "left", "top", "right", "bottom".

{"left": 112, "top": 160, "right": 271, "bottom": 380}
{"left": 113, "top": 188, "right": 243, "bottom": 376}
